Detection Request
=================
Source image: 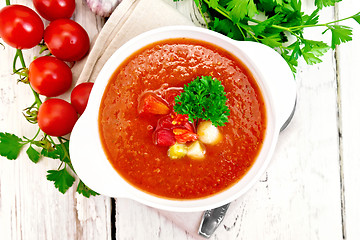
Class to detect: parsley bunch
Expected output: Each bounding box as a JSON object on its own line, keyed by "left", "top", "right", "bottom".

{"left": 186, "top": 0, "right": 360, "bottom": 72}
{"left": 174, "top": 76, "right": 230, "bottom": 127}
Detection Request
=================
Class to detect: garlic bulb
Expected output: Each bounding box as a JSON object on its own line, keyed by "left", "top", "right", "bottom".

{"left": 85, "top": 0, "right": 122, "bottom": 17}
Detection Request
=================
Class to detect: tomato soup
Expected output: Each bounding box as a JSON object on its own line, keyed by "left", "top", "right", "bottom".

{"left": 99, "top": 38, "right": 266, "bottom": 199}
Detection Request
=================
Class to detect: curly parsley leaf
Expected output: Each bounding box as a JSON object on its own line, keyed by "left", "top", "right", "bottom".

{"left": 174, "top": 76, "right": 230, "bottom": 127}
{"left": 77, "top": 180, "right": 99, "bottom": 198}
{"left": 26, "top": 145, "right": 41, "bottom": 163}
{"left": 47, "top": 167, "right": 75, "bottom": 194}
{"left": 0, "top": 132, "right": 25, "bottom": 160}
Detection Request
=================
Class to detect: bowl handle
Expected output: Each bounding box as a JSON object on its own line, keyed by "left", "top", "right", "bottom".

{"left": 233, "top": 40, "right": 297, "bottom": 131}
{"left": 69, "top": 112, "right": 131, "bottom": 198}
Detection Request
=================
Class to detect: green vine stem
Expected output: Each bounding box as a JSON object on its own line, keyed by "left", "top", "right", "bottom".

{"left": 14, "top": 48, "right": 43, "bottom": 108}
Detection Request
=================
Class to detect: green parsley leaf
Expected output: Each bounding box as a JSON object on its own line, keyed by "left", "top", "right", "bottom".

{"left": 193, "top": 0, "right": 200, "bottom": 8}
{"left": 287, "top": 41, "right": 302, "bottom": 60}
{"left": 260, "top": 34, "right": 283, "bottom": 47}
{"left": 26, "top": 145, "right": 41, "bottom": 163}
{"left": 210, "top": 18, "right": 244, "bottom": 40}
{"left": 302, "top": 40, "right": 330, "bottom": 56}
{"left": 250, "top": 13, "right": 284, "bottom": 36}
{"left": 257, "top": 0, "right": 279, "bottom": 12}
{"left": 0, "top": 132, "right": 24, "bottom": 160}
{"left": 174, "top": 76, "right": 230, "bottom": 127}
{"left": 302, "top": 8, "right": 320, "bottom": 25}
{"left": 352, "top": 12, "right": 360, "bottom": 25}
{"left": 325, "top": 25, "right": 353, "bottom": 49}
{"left": 315, "top": 0, "right": 342, "bottom": 9}
{"left": 40, "top": 141, "right": 70, "bottom": 163}
{"left": 47, "top": 167, "right": 75, "bottom": 194}
{"left": 302, "top": 52, "right": 322, "bottom": 65}
{"left": 226, "top": 0, "right": 258, "bottom": 22}
{"left": 55, "top": 141, "right": 71, "bottom": 164}
{"left": 281, "top": 50, "right": 298, "bottom": 73}
{"left": 41, "top": 147, "right": 60, "bottom": 159}
{"left": 209, "top": 0, "right": 219, "bottom": 8}
{"left": 290, "top": 0, "right": 302, "bottom": 13}
{"left": 77, "top": 180, "right": 99, "bottom": 198}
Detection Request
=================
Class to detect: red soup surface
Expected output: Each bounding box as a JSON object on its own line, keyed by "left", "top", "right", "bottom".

{"left": 99, "top": 38, "right": 267, "bottom": 200}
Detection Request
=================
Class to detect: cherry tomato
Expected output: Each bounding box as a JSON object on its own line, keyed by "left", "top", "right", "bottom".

{"left": 33, "top": 0, "right": 75, "bottom": 21}
{"left": 29, "top": 56, "right": 72, "bottom": 97}
{"left": 70, "top": 82, "right": 94, "bottom": 115}
{"left": 44, "top": 19, "right": 90, "bottom": 62}
{"left": 0, "top": 5, "right": 44, "bottom": 49}
{"left": 37, "top": 98, "right": 78, "bottom": 137}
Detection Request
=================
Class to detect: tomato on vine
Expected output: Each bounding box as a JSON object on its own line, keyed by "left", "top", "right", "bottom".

{"left": 44, "top": 19, "right": 90, "bottom": 62}
{"left": 33, "top": 0, "right": 75, "bottom": 21}
{"left": 29, "top": 56, "right": 73, "bottom": 97}
{"left": 37, "top": 98, "right": 78, "bottom": 137}
{"left": 0, "top": 5, "right": 44, "bottom": 49}
{"left": 70, "top": 82, "right": 94, "bottom": 115}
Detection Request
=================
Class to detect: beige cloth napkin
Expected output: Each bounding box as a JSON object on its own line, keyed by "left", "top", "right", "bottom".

{"left": 69, "top": 0, "right": 241, "bottom": 238}
{"left": 72, "top": 0, "right": 193, "bottom": 86}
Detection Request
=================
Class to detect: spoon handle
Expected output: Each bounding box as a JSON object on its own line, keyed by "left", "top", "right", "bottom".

{"left": 198, "top": 203, "right": 230, "bottom": 238}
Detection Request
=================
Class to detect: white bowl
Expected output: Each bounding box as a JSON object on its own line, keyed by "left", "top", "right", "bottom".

{"left": 69, "top": 26, "right": 296, "bottom": 212}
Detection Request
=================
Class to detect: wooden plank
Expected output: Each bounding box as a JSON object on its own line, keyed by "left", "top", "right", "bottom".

{"left": 336, "top": 0, "right": 360, "bottom": 239}
{"left": 115, "top": 199, "right": 196, "bottom": 240}
{"left": 0, "top": 0, "right": 111, "bottom": 239}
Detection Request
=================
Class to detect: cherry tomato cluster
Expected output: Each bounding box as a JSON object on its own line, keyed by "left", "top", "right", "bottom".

{"left": 0, "top": 1, "right": 94, "bottom": 137}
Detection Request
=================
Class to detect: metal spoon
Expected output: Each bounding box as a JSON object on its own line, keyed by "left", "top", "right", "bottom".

{"left": 198, "top": 99, "right": 297, "bottom": 238}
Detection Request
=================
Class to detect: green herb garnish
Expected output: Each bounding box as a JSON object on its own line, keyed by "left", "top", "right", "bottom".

{"left": 178, "top": 0, "right": 360, "bottom": 73}
{"left": 174, "top": 76, "right": 230, "bottom": 127}
{"left": 47, "top": 167, "right": 76, "bottom": 194}
{"left": 0, "top": 132, "right": 24, "bottom": 160}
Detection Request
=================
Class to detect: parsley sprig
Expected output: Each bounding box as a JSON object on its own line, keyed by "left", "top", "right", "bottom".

{"left": 174, "top": 76, "right": 230, "bottom": 127}
{"left": 186, "top": 0, "right": 360, "bottom": 72}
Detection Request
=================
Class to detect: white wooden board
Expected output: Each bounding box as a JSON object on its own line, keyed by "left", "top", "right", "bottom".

{"left": 1, "top": 0, "right": 360, "bottom": 239}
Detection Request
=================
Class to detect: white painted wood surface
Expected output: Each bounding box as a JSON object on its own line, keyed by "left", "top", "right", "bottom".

{"left": 1, "top": 0, "right": 360, "bottom": 239}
